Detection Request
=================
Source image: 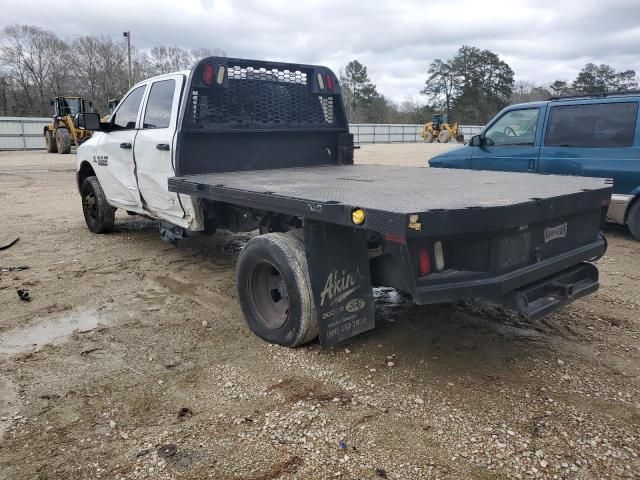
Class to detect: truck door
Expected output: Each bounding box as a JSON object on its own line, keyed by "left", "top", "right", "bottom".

{"left": 133, "top": 75, "right": 187, "bottom": 224}
{"left": 471, "top": 107, "right": 543, "bottom": 172}
{"left": 96, "top": 85, "right": 146, "bottom": 209}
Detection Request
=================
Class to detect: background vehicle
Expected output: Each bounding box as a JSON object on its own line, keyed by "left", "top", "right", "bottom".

{"left": 74, "top": 57, "right": 610, "bottom": 348}
{"left": 420, "top": 113, "right": 464, "bottom": 143}
{"left": 429, "top": 92, "right": 640, "bottom": 239}
{"left": 44, "top": 96, "right": 92, "bottom": 154}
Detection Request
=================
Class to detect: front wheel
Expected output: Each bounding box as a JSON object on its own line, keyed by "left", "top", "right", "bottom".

{"left": 45, "top": 130, "right": 57, "bottom": 153}
{"left": 56, "top": 128, "right": 72, "bottom": 154}
{"left": 627, "top": 199, "right": 640, "bottom": 241}
{"left": 424, "top": 131, "right": 434, "bottom": 143}
{"left": 81, "top": 176, "right": 115, "bottom": 233}
{"left": 438, "top": 130, "right": 451, "bottom": 143}
{"left": 236, "top": 232, "right": 318, "bottom": 347}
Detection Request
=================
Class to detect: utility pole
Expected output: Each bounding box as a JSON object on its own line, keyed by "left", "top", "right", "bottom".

{"left": 123, "top": 31, "right": 132, "bottom": 88}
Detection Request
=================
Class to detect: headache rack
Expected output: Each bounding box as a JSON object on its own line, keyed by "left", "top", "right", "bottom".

{"left": 174, "top": 57, "right": 352, "bottom": 176}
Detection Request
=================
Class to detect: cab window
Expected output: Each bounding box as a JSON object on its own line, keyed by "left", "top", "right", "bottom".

{"left": 485, "top": 109, "right": 539, "bottom": 146}
{"left": 111, "top": 86, "right": 146, "bottom": 130}
{"left": 544, "top": 102, "right": 638, "bottom": 148}
{"left": 143, "top": 79, "right": 176, "bottom": 129}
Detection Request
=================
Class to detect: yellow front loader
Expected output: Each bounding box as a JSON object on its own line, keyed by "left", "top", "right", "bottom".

{"left": 44, "top": 96, "right": 93, "bottom": 154}
{"left": 420, "top": 114, "right": 464, "bottom": 143}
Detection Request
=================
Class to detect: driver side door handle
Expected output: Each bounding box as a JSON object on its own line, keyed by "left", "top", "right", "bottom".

{"left": 119, "top": 142, "right": 132, "bottom": 149}
{"left": 156, "top": 144, "right": 170, "bottom": 151}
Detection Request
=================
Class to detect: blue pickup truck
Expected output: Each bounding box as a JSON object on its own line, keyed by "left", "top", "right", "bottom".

{"left": 429, "top": 92, "right": 640, "bottom": 240}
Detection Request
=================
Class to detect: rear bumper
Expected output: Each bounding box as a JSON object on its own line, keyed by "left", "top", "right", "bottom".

{"left": 504, "top": 262, "right": 598, "bottom": 318}
{"left": 413, "top": 237, "right": 605, "bottom": 308}
{"left": 606, "top": 194, "right": 633, "bottom": 225}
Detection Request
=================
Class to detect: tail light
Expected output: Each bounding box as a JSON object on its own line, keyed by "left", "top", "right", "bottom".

{"left": 203, "top": 63, "right": 215, "bottom": 86}
{"left": 316, "top": 73, "right": 325, "bottom": 90}
{"left": 419, "top": 247, "right": 431, "bottom": 276}
{"left": 325, "top": 73, "right": 334, "bottom": 91}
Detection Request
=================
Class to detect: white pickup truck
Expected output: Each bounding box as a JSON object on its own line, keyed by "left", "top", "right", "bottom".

{"left": 77, "top": 70, "right": 198, "bottom": 233}
{"left": 74, "top": 56, "right": 610, "bottom": 348}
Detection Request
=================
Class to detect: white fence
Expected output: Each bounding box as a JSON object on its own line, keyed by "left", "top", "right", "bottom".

{"left": 0, "top": 117, "right": 50, "bottom": 150}
{"left": 351, "top": 124, "right": 483, "bottom": 144}
{"left": 0, "top": 117, "right": 485, "bottom": 150}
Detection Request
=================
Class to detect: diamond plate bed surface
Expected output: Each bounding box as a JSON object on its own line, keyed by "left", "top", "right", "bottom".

{"left": 170, "top": 164, "right": 609, "bottom": 213}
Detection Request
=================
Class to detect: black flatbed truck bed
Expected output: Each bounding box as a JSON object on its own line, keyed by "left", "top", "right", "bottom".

{"left": 164, "top": 56, "right": 610, "bottom": 348}
{"left": 169, "top": 164, "right": 610, "bottom": 236}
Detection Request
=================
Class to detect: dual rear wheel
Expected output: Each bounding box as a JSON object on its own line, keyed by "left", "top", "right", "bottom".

{"left": 236, "top": 232, "right": 318, "bottom": 347}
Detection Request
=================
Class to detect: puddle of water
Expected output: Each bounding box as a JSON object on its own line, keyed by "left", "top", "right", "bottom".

{"left": 0, "top": 309, "right": 113, "bottom": 357}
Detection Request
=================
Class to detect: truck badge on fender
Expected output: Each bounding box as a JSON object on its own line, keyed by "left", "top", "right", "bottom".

{"left": 93, "top": 155, "right": 108, "bottom": 166}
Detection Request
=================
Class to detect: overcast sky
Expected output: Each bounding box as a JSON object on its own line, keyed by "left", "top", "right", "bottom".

{"left": 5, "top": 0, "right": 640, "bottom": 102}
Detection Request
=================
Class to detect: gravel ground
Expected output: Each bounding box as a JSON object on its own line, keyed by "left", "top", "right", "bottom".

{"left": 0, "top": 145, "right": 638, "bottom": 480}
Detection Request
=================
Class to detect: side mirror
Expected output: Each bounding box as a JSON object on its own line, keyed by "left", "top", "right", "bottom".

{"left": 74, "top": 112, "right": 102, "bottom": 131}
{"left": 470, "top": 134, "right": 483, "bottom": 147}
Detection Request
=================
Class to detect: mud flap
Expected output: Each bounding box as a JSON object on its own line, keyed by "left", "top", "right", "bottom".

{"left": 303, "top": 220, "right": 375, "bottom": 347}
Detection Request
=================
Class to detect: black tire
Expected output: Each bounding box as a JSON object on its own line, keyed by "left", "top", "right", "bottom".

{"left": 438, "top": 130, "right": 451, "bottom": 143}
{"left": 627, "top": 199, "right": 640, "bottom": 241}
{"left": 56, "top": 128, "right": 72, "bottom": 154}
{"left": 424, "top": 131, "right": 434, "bottom": 143}
{"left": 81, "top": 176, "right": 115, "bottom": 233}
{"left": 45, "top": 130, "right": 57, "bottom": 153}
{"left": 236, "top": 232, "right": 318, "bottom": 347}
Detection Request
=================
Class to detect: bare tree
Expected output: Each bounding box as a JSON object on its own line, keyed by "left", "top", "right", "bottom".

{"left": 95, "top": 37, "right": 128, "bottom": 110}
{"left": 190, "top": 47, "right": 226, "bottom": 61}
{"left": 71, "top": 36, "right": 101, "bottom": 100}
{"left": 147, "top": 46, "right": 192, "bottom": 75}
{"left": 509, "top": 81, "right": 551, "bottom": 104}
{"left": 0, "top": 75, "right": 8, "bottom": 115}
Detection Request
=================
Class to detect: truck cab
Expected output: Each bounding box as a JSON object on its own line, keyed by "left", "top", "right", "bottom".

{"left": 429, "top": 93, "right": 640, "bottom": 239}
{"left": 76, "top": 71, "right": 199, "bottom": 229}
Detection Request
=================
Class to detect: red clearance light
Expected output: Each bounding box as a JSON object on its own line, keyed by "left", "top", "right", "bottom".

{"left": 419, "top": 247, "right": 431, "bottom": 276}
{"left": 325, "top": 73, "right": 334, "bottom": 91}
{"left": 384, "top": 233, "right": 406, "bottom": 244}
{"left": 203, "top": 63, "right": 215, "bottom": 85}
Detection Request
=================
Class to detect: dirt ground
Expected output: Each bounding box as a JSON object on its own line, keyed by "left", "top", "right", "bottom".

{"left": 0, "top": 144, "right": 638, "bottom": 480}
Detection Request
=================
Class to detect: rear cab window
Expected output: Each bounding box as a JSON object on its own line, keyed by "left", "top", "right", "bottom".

{"left": 143, "top": 79, "right": 176, "bottom": 129}
{"left": 544, "top": 102, "right": 639, "bottom": 148}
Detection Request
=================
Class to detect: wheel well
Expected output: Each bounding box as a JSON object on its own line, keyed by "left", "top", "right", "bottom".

{"left": 77, "top": 161, "right": 96, "bottom": 193}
